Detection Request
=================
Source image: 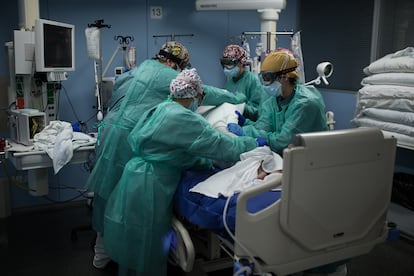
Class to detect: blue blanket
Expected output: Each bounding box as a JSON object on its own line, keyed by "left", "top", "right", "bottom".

{"left": 173, "top": 169, "right": 282, "bottom": 238}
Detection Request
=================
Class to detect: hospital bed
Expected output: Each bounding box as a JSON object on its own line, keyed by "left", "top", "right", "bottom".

{"left": 171, "top": 127, "right": 397, "bottom": 275}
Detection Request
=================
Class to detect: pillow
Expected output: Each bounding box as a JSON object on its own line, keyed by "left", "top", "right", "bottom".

{"left": 361, "top": 73, "right": 414, "bottom": 87}
{"left": 197, "top": 103, "right": 246, "bottom": 137}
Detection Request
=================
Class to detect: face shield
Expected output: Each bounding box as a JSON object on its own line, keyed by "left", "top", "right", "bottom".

{"left": 259, "top": 71, "right": 279, "bottom": 86}
{"left": 220, "top": 58, "right": 239, "bottom": 69}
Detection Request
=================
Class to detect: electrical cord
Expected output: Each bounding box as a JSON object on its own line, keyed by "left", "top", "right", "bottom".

{"left": 42, "top": 190, "right": 89, "bottom": 204}
{"left": 61, "top": 84, "right": 81, "bottom": 123}
{"left": 223, "top": 195, "right": 264, "bottom": 275}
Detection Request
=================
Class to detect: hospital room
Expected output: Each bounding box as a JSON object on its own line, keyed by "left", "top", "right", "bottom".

{"left": 1, "top": 0, "right": 414, "bottom": 275}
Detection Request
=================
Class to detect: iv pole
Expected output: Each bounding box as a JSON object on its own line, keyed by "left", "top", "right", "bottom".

{"left": 102, "top": 35, "right": 134, "bottom": 77}
{"left": 87, "top": 20, "right": 110, "bottom": 121}
{"left": 87, "top": 20, "right": 134, "bottom": 121}
{"left": 242, "top": 30, "right": 294, "bottom": 73}
{"left": 152, "top": 33, "right": 194, "bottom": 42}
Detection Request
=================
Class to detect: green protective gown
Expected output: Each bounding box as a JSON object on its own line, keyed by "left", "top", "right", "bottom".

{"left": 103, "top": 99, "right": 258, "bottom": 275}
{"left": 86, "top": 59, "right": 251, "bottom": 234}
{"left": 86, "top": 59, "right": 179, "bottom": 234}
{"left": 243, "top": 84, "right": 328, "bottom": 154}
{"left": 94, "top": 68, "right": 135, "bottom": 157}
{"left": 202, "top": 84, "right": 247, "bottom": 105}
{"left": 224, "top": 70, "right": 268, "bottom": 121}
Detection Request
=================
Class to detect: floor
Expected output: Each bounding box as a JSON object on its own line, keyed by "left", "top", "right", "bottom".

{"left": 1, "top": 202, "right": 414, "bottom": 276}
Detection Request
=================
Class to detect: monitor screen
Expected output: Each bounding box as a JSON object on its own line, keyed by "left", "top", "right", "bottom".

{"left": 35, "top": 18, "right": 75, "bottom": 72}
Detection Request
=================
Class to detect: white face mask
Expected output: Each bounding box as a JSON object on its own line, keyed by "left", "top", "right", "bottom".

{"left": 223, "top": 66, "right": 240, "bottom": 80}
{"left": 264, "top": 81, "right": 281, "bottom": 97}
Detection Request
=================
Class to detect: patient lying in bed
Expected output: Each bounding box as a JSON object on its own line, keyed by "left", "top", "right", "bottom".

{"left": 174, "top": 104, "right": 284, "bottom": 236}
{"left": 174, "top": 146, "right": 283, "bottom": 238}
{"left": 189, "top": 146, "right": 283, "bottom": 198}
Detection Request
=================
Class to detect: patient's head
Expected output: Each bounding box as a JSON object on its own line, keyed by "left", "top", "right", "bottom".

{"left": 257, "top": 158, "right": 282, "bottom": 180}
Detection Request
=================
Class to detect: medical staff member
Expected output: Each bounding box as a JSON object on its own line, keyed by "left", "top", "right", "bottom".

{"left": 87, "top": 41, "right": 250, "bottom": 269}
{"left": 221, "top": 44, "right": 268, "bottom": 121}
{"left": 228, "top": 50, "right": 327, "bottom": 154}
{"left": 102, "top": 68, "right": 262, "bottom": 276}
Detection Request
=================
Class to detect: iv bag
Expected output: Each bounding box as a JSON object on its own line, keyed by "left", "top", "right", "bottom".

{"left": 85, "top": 27, "right": 101, "bottom": 61}
{"left": 291, "top": 32, "right": 306, "bottom": 83}
{"left": 128, "top": 46, "right": 136, "bottom": 69}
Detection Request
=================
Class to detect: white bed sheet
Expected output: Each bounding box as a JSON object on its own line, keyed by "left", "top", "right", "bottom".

{"left": 360, "top": 108, "right": 414, "bottom": 127}
{"left": 356, "top": 98, "right": 414, "bottom": 114}
{"left": 33, "top": 121, "right": 96, "bottom": 174}
{"left": 197, "top": 102, "right": 245, "bottom": 137}
{"left": 363, "top": 47, "right": 414, "bottom": 75}
{"left": 358, "top": 84, "right": 414, "bottom": 100}
{"left": 190, "top": 146, "right": 282, "bottom": 198}
{"left": 352, "top": 117, "right": 414, "bottom": 137}
{"left": 361, "top": 73, "right": 414, "bottom": 87}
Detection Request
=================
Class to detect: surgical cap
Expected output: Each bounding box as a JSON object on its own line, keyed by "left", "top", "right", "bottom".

{"left": 222, "top": 44, "right": 249, "bottom": 65}
{"left": 170, "top": 68, "right": 203, "bottom": 99}
{"left": 157, "top": 41, "right": 190, "bottom": 70}
{"left": 261, "top": 50, "right": 299, "bottom": 79}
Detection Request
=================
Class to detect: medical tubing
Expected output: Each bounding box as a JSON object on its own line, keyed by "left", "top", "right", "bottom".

{"left": 223, "top": 196, "right": 263, "bottom": 274}
{"left": 233, "top": 265, "right": 252, "bottom": 276}
{"left": 42, "top": 190, "right": 89, "bottom": 204}
{"left": 62, "top": 85, "right": 81, "bottom": 123}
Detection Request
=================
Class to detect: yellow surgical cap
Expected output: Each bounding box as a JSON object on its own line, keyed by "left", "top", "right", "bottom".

{"left": 261, "top": 51, "right": 299, "bottom": 79}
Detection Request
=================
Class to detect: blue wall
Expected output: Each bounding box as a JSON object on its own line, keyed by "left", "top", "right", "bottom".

{"left": 0, "top": 0, "right": 297, "bottom": 209}
{"left": 1, "top": 0, "right": 413, "bottom": 209}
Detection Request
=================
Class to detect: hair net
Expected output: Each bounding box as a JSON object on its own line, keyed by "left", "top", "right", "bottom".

{"left": 222, "top": 44, "right": 249, "bottom": 65}
{"left": 170, "top": 68, "right": 203, "bottom": 99}
{"left": 261, "top": 50, "right": 299, "bottom": 79}
{"left": 157, "top": 41, "right": 190, "bottom": 70}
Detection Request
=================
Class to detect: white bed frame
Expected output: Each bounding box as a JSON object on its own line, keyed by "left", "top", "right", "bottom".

{"left": 172, "top": 127, "right": 397, "bottom": 275}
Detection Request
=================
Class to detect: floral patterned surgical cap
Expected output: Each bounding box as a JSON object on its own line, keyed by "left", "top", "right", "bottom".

{"left": 222, "top": 44, "right": 249, "bottom": 65}
{"left": 170, "top": 68, "right": 203, "bottom": 99}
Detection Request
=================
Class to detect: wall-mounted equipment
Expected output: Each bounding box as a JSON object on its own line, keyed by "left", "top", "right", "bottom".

{"left": 195, "top": 0, "right": 285, "bottom": 11}
{"left": 8, "top": 109, "right": 46, "bottom": 146}
{"left": 305, "top": 62, "right": 334, "bottom": 86}
{"left": 34, "top": 18, "right": 75, "bottom": 82}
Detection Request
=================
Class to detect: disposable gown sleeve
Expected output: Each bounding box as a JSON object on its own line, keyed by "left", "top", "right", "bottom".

{"left": 269, "top": 103, "right": 323, "bottom": 153}
{"left": 190, "top": 156, "right": 214, "bottom": 170}
{"left": 187, "top": 116, "right": 258, "bottom": 162}
{"left": 202, "top": 84, "right": 247, "bottom": 105}
{"left": 257, "top": 100, "right": 326, "bottom": 153}
{"left": 155, "top": 107, "right": 258, "bottom": 162}
{"left": 128, "top": 103, "right": 258, "bottom": 166}
{"left": 243, "top": 99, "right": 275, "bottom": 137}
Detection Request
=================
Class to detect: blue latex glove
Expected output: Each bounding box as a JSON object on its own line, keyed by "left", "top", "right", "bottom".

{"left": 256, "top": 137, "right": 267, "bottom": 147}
{"left": 227, "top": 123, "right": 244, "bottom": 136}
{"left": 235, "top": 110, "right": 246, "bottom": 126}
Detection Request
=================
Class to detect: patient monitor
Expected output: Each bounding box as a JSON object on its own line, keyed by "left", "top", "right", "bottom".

{"left": 8, "top": 109, "right": 46, "bottom": 146}
{"left": 235, "top": 127, "right": 396, "bottom": 275}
